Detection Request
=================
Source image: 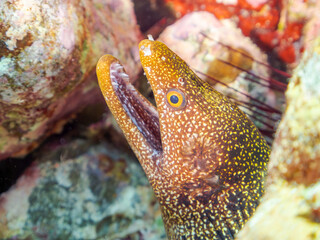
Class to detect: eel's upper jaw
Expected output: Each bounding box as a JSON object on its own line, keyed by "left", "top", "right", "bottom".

{"left": 97, "top": 55, "right": 163, "bottom": 157}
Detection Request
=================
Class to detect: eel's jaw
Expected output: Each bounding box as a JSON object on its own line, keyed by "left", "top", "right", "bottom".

{"left": 96, "top": 55, "right": 163, "bottom": 176}
{"left": 109, "top": 61, "right": 163, "bottom": 153}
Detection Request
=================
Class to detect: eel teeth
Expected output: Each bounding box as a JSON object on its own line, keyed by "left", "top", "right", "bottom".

{"left": 120, "top": 72, "right": 129, "bottom": 78}
{"left": 114, "top": 63, "right": 124, "bottom": 71}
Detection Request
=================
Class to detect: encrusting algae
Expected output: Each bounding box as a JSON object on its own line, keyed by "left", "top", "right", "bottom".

{"left": 96, "top": 37, "right": 270, "bottom": 239}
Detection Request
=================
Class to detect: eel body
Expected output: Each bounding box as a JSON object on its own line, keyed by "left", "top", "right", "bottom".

{"left": 96, "top": 38, "right": 270, "bottom": 239}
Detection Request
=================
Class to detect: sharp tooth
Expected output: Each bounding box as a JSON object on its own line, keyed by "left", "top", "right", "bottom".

{"left": 111, "top": 80, "right": 119, "bottom": 88}
{"left": 120, "top": 72, "right": 129, "bottom": 78}
{"left": 114, "top": 63, "right": 123, "bottom": 70}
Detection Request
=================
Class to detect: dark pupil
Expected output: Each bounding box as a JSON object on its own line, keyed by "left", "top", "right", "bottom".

{"left": 170, "top": 95, "right": 179, "bottom": 104}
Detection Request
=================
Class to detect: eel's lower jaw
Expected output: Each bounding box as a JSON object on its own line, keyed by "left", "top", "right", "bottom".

{"left": 109, "top": 62, "right": 163, "bottom": 154}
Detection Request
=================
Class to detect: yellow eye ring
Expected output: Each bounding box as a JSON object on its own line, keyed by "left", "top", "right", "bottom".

{"left": 166, "top": 89, "right": 186, "bottom": 109}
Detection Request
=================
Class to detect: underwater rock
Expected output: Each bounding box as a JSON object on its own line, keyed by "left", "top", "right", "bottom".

{"left": 236, "top": 180, "right": 320, "bottom": 240}
{"left": 0, "top": 0, "right": 141, "bottom": 161}
{"left": 269, "top": 38, "right": 320, "bottom": 185}
{"left": 0, "top": 139, "right": 165, "bottom": 239}
{"left": 158, "top": 11, "right": 284, "bottom": 143}
{"left": 236, "top": 31, "right": 320, "bottom": 240}
{"left": 158, "top": 12, "right": 268, "bottom": 85}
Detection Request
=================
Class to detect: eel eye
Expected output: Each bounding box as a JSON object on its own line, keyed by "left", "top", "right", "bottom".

{"left": 166, "top": 89, "right": 186, "bottom": 109}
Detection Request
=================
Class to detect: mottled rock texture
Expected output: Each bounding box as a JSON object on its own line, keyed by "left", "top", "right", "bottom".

{"left": 237, "top": 180, "right": 320, "bottom": 240}
{"left": 237, "top": 33, "right": 320, "bottom": 240}
{"left": 0, "top": 0, "right": 141, "bottom": 160}
{"left": 269, "top": 39, "right": 320, "bottom": 185}
{"left": 0, "top": 138, "right": 165, "bottom": 239}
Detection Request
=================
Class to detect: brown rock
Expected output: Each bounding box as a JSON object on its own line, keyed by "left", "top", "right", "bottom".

{"left": 0, "top": 0, "right": 142, "bottom": 160}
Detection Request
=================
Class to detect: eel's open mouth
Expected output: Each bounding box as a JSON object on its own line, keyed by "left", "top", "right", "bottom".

{"left": 109, "top": 62, "right": 162, "bottom": 153}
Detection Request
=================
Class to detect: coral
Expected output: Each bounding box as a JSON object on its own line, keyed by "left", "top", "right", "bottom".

{"left": 163, "top": 0, "right": 310, "bottom": 64}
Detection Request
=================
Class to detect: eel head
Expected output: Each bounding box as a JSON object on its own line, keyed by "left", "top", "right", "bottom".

{"left": 96, "top": 38, "right": 270, "bottom": 239}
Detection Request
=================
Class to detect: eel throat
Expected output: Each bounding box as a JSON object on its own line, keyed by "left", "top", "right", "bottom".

{"left": 96, "top": 39, "right": 270, "bottom": 240}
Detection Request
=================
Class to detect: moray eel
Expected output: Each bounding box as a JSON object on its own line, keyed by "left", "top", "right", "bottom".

{"left": 96, "top": 37, "right": 270, "bottom": 240}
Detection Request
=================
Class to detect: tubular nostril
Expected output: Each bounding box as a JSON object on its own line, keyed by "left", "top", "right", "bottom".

{"left": 148, "top": 34, "right": 154, "bottom": 41}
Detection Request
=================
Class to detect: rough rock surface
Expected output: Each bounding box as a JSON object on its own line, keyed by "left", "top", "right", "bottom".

{"left": 269, "top": 38, "right": 320, "bottom": 185}
{"left": 237, "top": 180, "right": 320, "bottom": 240}
{"left": 237, "top": 33, "right": 320, "bottom": 240}
{"left": 0, "top": 138, "right": 165, "bottom": 239}
{"left": 0, "top": 0, "right": 141, "bottom": 161}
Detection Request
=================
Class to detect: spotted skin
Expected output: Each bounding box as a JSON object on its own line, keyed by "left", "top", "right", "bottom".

{"left": 96, "top": 39, "right": 270, "bottom": 239}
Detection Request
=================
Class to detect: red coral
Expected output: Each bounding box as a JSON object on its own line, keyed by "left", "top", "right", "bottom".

{"left": 164, "top": 0, "right": 304, "bottom": 64}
